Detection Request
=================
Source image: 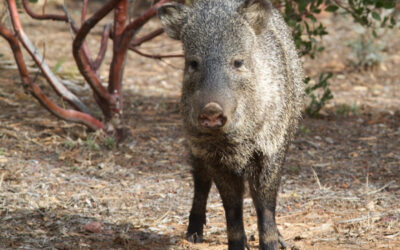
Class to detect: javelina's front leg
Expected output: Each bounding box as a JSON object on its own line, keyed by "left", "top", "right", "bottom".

{"left": 249, "top": 155, "right": 282, "bottom": 250}
{"left": 187, "top": 157, "right": 212, "bottom": 243}
{"left": 214, "top": 170, "right": 247, "bottom": 250}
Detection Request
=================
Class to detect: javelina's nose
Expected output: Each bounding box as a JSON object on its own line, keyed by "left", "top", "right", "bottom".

{"left": 198, "top": 102, "right": 227, "bottom": 129}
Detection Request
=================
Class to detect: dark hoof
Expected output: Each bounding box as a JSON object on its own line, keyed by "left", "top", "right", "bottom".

{"left": 186, "top": 232, "right": 202, "bottom": 243}
{"left": 228, "top": 238, "right": 249, "bottom": 250}
{"left": 279, "top": 235, "right": 288, "bottom": 249}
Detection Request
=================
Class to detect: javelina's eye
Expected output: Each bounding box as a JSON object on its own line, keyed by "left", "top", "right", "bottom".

{"left": 188, "top": 60, "right": 199, "bottom": 71}
{"left": 234, "top": 60, "right": 244, "bottom": 68}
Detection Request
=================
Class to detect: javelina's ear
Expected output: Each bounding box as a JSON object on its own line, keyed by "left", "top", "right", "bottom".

{"left": 158, "top": 3, "right": 188, "bottom": 40}
{"left": 240, "top": 0, "right": 271, "bottom": 35}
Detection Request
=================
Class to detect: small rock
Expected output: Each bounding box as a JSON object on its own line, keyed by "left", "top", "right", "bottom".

{"left": 337, "top": 74, "right": 346, "bottom": 80}
{"left": 325, "top": 137, "right": 334, "bottom": 144}
{"left": 353, "top": 86, "right": 367, "bottom": 92}
{"left": 84, "top": 221, "right": 102, "bottom": 233}
{"left": 0, "top": 156, "right": 8, "bottom": 165}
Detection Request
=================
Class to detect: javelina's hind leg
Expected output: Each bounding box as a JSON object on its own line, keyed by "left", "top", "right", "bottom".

{"left": 213, "top": 170, "right": 247, "bottom": 250}
{"left": 187, "top": 157, "right": 212, "bottom": 243}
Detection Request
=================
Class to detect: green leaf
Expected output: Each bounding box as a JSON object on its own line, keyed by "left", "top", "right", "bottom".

{"left": 382, "top": 1, "right": 396, "bottom": 9}
{"left": 390, "top": 16, "right": 396, "bottom": 25}
{"left": 312, "top": 8, "right": 322, "bottom": 14}
{"left": 298, "top": 0, "right": 308, "bottom": 12}
{"left": 287, "top": 19, "right": 297, "bottom": 28}
{"left": 325, "top": 5, "right": 339, "bottom": 12}
{"left": 305, "top": 14, "right": 317, "bottom": 22}
{"left": 52, "top": 58, "right": 65, "bottom": 73}
{"left": 371, "top": 12, "right": 381, "bottom": 21}
{"left": 355, "top": 7, "right": 364, "bottom": 15}
{"left": 381, "top": 16, "right": 388, "bottom": 27}
{"left": 28, "top": 0, "right": 38, "bottom": 3}
{"left": 361, "top": 16, "right": 369, "bottom": 26}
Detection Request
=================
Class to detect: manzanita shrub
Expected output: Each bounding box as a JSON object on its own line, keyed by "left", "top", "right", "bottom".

{"left": 0, "top": 0, "right": 180, "bottom": 141}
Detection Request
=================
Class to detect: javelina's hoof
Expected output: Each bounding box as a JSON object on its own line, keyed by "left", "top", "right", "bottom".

{"left": 186, "top": 232, "right": 202, "bottom": 243}
{"left": 259, "top": 243, "right": 279, "bottom": 250}
{"left": 279, "top": 236, "right": 288, "bottom": 249}
{"left": 228, "top": 238, "right": 249, "bottom": 250}
{"left": 278, "top": 230, "right": 288, "bottom": 249}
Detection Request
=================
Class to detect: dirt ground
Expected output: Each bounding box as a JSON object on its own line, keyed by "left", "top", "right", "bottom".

{"left": 0, "top": 2, "right": 399, "bottom": 250}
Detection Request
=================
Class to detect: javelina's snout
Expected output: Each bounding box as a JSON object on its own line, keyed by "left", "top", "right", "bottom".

{"left": 198, "top": 102, "right": 227, "bottom": 129}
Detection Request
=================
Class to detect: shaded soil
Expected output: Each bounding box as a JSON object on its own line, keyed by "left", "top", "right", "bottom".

{"left": 0, "top": 3, "right": 399, "bottom": 250}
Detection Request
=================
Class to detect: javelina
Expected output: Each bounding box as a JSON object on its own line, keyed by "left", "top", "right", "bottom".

{"left": 158, "top": 0, "right": 304, "bottom": 249}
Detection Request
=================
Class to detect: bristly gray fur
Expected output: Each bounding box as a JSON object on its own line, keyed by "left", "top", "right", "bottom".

{"left": 158, "top": 0, "right": 305, "bottom": 249}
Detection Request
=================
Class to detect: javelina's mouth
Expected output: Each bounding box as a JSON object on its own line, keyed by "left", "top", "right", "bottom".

{"left": 198, "top": 114, "right": 227, "bottom": 129}
{"left": 190, "top": 127, "right": 230, "bottom": 140}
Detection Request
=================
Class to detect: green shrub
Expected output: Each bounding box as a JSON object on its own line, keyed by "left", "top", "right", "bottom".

{"left": 271, "top": 0, "right": 398, "bottom": 116}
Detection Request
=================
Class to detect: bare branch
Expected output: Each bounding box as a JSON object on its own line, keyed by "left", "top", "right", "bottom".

{"left": 108, "top": 0, "right": 128, "bottom": 102}
{"left": 108, "top": 0, "right": 170, "bottom": 100}
{"left": 121, "top": 0, "right": 170, "bottom": 48}
{"left": 6, "top": 0, "right": 91, "bottom": 114}
{"left": 22, "top": 0, "right": 68, "bottom": 22}
{"left": 72, "top": 0, "right": 122, "bottom": 111}
{"left": 42, "top": 0, "right": 47, "bottom": 15}
{"left": 93, "top": 23, "right": 111, "bottom": 71}
{"left": 81, "top": 0, "right": 89, "bottom": 24}
{"left": 130, "top": 28, "right": 164, "bottom": 47}
{"left": 0, "top": 24, "right": 31, "bottom": 88}
{"left": 61, "top": 5, "right": 94, "bottom": 68}
{"left": 130, "top": 47, "right": 183, "bottom": 60}
{"left": 0, "top": 23, "right": 104, "bottom": 131}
